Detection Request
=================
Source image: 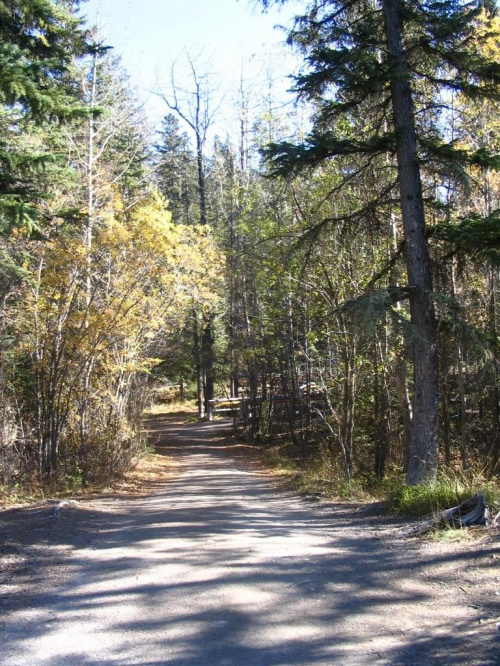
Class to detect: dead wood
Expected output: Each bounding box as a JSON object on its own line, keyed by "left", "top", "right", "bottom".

{"left": 401, "top": 493, "right": 491, "bottom": 537}
{"left": 53, "top": 499, "right": 79, "bottom": 520}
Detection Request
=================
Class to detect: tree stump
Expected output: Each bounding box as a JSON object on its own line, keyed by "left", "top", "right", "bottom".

{"left": 401, "top": 493, "right": 492, "bottom": 537}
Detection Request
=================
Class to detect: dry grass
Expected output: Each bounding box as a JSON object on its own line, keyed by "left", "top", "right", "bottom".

{"left": 144, "top": 400, "right": 198, "bottom": 417}
{"left": 0, "top": 451, "right": 178, "bottom": 508}
{"left": 86, "top": 450, "right": 178, "bottom": 498}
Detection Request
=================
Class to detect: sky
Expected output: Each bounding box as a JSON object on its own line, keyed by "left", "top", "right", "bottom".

{"left": 80, "top": 0, "right": 303, "bottom": 135}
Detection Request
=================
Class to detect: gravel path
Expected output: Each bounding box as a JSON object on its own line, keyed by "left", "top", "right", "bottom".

{"left": 1, "top": 417, "right": 499, "bottom": 665}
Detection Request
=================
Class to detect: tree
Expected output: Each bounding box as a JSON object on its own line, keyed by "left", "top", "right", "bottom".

{"left": 23, "top": 193, "right": 222, "bottom": 477}
{"left": 157, "top": 51, "right": 220, "bottom": 227}
{"left": 0, "top": 1, "right": 89, "bottom": 487}
{"left": 157, "top": 52, "right": 221, "bottom": 417}
{"left": 0, "top": 0, "right": 85, "bottom": 115}
{"left": 0, "top": 0, "right": 86, "bottom": 226}
{"left": 155, "top": 114, "right": 199, "bottom": 226}
{"left": 259, "top": 0, "right": 500, "bottom": 484}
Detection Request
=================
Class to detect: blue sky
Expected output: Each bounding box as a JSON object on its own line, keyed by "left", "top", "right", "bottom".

{"left": 80, "top": 0, "right": 302, "bottom": 131}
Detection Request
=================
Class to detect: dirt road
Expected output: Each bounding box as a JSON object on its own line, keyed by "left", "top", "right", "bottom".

{"left": 1, "top": 417, "right": 499, "bottom": 665}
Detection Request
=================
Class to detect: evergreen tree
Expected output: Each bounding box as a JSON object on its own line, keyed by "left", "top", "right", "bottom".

{"left": 259, "top": 0, "right": 500, "bottom": 484}
{"left": 155, "top": 114, "right": 199, "bottom": 225}
{"left": 0, "top": 0, "right": 85, "bottom": 117}
{"left": 0, "top": 0, "right": 87, "bottom": 226}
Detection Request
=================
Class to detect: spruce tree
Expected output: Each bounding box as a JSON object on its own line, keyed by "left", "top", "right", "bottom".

{"left": 0, "top": 0, "right": 85, "bottom": 117}
{"left": 0, "top": 0, "right": 87, "bottom": 230}
{"left": 155, "top": 114, "right": 199, "bottom": 226}
{"left": 259, "top": 0, "right": 500, "bottom": 483}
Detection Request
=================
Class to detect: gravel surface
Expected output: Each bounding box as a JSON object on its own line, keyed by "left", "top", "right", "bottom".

{"left": 1, "top": 416, "right": 499, "bottom": 665}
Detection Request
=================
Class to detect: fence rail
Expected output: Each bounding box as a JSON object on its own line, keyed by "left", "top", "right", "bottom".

{"left": 207, "top": 392, "right": 327, "bottom": 423}
{"left": 207, "top": 398, "right": 243, "bottom": 421}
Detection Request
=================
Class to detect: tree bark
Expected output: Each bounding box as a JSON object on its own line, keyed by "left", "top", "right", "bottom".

{"left": 383, "top": 0, "right": 439, "bottom": 485}
{"left": 192, "top": 310, "right": 204, "bottom": 419}
{"left": 202, "top": 313, "right": 215, "bottom": 414}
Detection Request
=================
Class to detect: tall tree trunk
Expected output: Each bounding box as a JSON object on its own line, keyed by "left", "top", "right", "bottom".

{"left": 192, "top": 310, "right": 204, "bottom": 419}
{"left": 449, "top": 262, "right": 468, "bottom": 470}
{"left": 389, "top": 213, "right": 413, "bottom": 468}
{"left": 383, "top": 0, "right": 439, "bottom": 484}
{"left": 489, "top": 265, "right": 500, "bottom": 469}
{"left": 196, "top": 131, "right": 207, "bottom": 226}
{"left": 80, "top": 44, "right": 99, "bottom": 473}
{"left": 457, "top": 342, "right": 468, "bottom": 470}
{"left": 373, "top": 337, "right": 389, "bottom": 479}
{"left": 340, "top": 326, "right": 355, "bottom": 479}
{"left": 202, "top": 314, "right": 215, "bottom": 414}
{"left": 441, "top": 357, "right": 452, "bottom": 467}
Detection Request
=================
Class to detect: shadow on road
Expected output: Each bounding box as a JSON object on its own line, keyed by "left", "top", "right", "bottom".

{"left": 1, "top": 418, "right": 499, "bottom": 665}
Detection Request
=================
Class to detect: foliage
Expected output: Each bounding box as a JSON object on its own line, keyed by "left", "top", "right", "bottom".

{"left": 0, "top": 0, "right": 88, "bottom": 231}
{"left": 155, "top": 114, "right": 200, "bottom": 226}
{"left": 20, "top": 193, "right": 222, "bottom": 480}
{"left": 386, "top": 474, "right": 500, "bottom": 519}
{"left": 3, "top": 2, "right": 500, "bottom": 498}
{"left": 0, "top": 0, "right": 86, "bottom": 118}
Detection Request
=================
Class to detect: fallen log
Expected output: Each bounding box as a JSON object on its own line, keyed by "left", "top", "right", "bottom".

{"left": 401, "top": 493, "right": 491, "bottom": 537}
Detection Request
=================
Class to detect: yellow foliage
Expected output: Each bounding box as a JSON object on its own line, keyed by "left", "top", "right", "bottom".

{"left": 24, "top": 190, "right": 224, "bottom": 425}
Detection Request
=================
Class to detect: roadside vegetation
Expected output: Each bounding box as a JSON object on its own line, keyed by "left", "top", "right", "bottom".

{"left": 259, "top": 437, "right": 500, "bottom": 523}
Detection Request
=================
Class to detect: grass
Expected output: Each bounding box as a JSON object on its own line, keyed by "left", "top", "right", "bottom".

{"left": 386, "top": 472, "right": 500, "bottom": 519}
{"left": 262, "top": 443, "right": 369, "bottom": 501}
{"left": 260, "top": 439, "right": 500, "bottom": 529}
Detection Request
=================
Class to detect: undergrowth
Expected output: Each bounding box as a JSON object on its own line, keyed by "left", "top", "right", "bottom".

{"left": 386, "top": 473, "right": 500, "bottom": 518}
{"left": 261, "top": 440, "right": 500, "bottom": 521}
{"left": 263, "top": 443, "right": 370, "bottom": 501}
{"left": 0, "top": 437, "right": 158, "bottom": 509}
{"left": 1, "top": 402, "right": 198, "bottom": 507}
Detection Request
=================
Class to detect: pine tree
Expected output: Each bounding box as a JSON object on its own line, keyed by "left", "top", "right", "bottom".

{"left": 0, "top": 0, "right": 85, "bottom": 117}
{"left": 0, "top": 0, "right": 87, "bottom": 230}
{"left": 155, "top": 114, "right": 199, "bottom": 225}
{"left": 259, "top": 0, "right": 500, "bottom": 484}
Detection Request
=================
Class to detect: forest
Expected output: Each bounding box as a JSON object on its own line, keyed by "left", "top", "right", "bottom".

{"left": 1, "top": 0, "right": 500, "bottom": 503}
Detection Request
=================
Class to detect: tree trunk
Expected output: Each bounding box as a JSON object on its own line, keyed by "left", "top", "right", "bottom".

{"left": 202, "top": 313, "right": 215, "bottom": 414}
{"left": 389, "top": 213, "right": 413, "bottom": 469}
{"left": 489, "top": 266, "right": 500, "bottom": 470}
{"left": 192, "top": 310, "right": 204, "bottom": 419}
{"left": 80, "top": 45, "right": 99, "bottom": 472}
{"left": 383, "top": 0, "right": 439, "bottom": 485}
{"left": 341, "top": 331, "right": 355, "bottom": 479}
{"left": 442, "top": 364, "right": 451, "bottom": 467}
{"left": 373, "top": 338, "right": 389, "bottom": 479}
{"left": 395, "top": 354, "right": 413, "bottom": 469}
{"left": 196, "top": 132, "right": 207, "bottom": 226}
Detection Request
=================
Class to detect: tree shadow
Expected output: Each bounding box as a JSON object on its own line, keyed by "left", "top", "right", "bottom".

{"left": 1, "top": 419, "right": 499, "bottom": 665}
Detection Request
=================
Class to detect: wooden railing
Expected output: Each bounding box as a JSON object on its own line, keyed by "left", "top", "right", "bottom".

{"left": 207, "top": 398, "right": 243, "bottom": 421}
{"left": 207, "top": 392, "right": 327, "bottom": 423}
